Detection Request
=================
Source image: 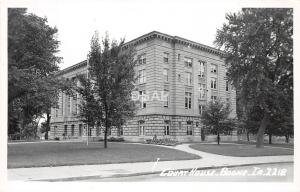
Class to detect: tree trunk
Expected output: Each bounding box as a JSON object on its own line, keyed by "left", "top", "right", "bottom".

{"left": 247, "top": 131, "right": 250, "bottom": 142}
{"left": 45, "top": 113, "right": 51, "bottom": 140}
{"left": 256, "top": 112, "right": 270, "bottom": 148}
{"left": 285, "top": 135, "right": 289, "bottom": 143}
{"left": 104, "top": 126, "right": 108, "bottom": 148}
{"left": 104, "top": 109, "right": 108, "bottom": 148}
{"left": 34, "top": 122, "right": 38, "bottom": 139}
{"left": 268, "top": 134, "right": 272, "bottom": 144}
{"left": 217, "top": 132, "right": 220, "bottom": 145}
{"left": 87, "top": 124, "right": 89, "bottom": 145}
{"left": 201, "top": 129, "right": 205, "bottom": 141}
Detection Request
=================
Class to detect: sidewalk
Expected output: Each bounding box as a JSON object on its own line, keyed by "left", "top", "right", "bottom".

{"left": 8, "top": 143, "right": 293, "bottom": 181}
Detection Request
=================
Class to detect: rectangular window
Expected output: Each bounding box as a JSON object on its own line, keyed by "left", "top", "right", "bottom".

{"left": 211, "top": 78, "right": 217, "bottom": 89}
{"left": 138, "top": 69, "right": 146, "bottom": 83}
{"left": 79, "top": 124, "right": 82, "bottom": 136}
{"left": 199, "top": 83, "right": 206, "bottom": 99}
{"left": 163, "top": 90, "right": 169, "bottom": 108}
{"left": 199, "top": 104, "right": 204, "bottom": 115}
{"left": 184, "top": 57, "right": 193, "bottom": 67}
{"left": 185, "top": 72, "right": 192, "bottom": 86}
{"left": 71, "top": 125, "right": 75, "bottom": 136}
{"left": 74, "top": 94, "right": 78, "bottom": 114}
{"left": 55, "top": 108, "right": 58, "bottom": 117}
{"left": 139, "top": 90, "right": 147, "bottom": 108}
{"left": 211, "top": 64, "right": 217, "bottom": 73}
{"left": 164, "top": 122, "right": 170, "bottom": 136}
{"left": 54, "top": 126, "right": 57, "bottom": 135}
{"left": 178, "top": 54, "right": 181, "bottom": 61}
{"left": 187, "top": 121, "right": 193, "bottom": 135}
{"left": 226, "top": 80, "right": 229, "bottom": 91}
{"left": 64, "top": 125, "right": 68, "bottom": 135}
{"left": 163, "top": 68, "right": 169, "bottom": 82}
{"left": 163, "top": 52, "right": 169, "bottom": 63}
{"left": 67, "top": 96, "right": 71, "bottom": 114}
{"left": 139, "top": 121, "right": 145, "bottom": 136}
{"left": 211, "top": 95, "right": 217, "bottom": 102}
{"left": 119, "top": 127, "right": 123, "bottom": 136}
{"left": 138, "top": 54, "right": 146, "bottom": 64}
{"left": 199, "top": 60, "right": 205, "bottom": 78}
{"left": 185, "top": 92, "right": 192, "bottom": 109}
{"left": 61, "top": 93, "right": 64, "bottom": 116}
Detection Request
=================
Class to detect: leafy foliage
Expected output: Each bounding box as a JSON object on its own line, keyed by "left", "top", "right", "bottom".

{"left": 201, "top": 100, "right": 233, "bottom": 144}
{"left": 214, "top": 8, "right": 293, "bottom": 147}
{"left": 8, "top": 8, "right": 73, "bottom": 137}
{"left": 76, "top": 74, "right": 99, "bottom": 128}
{"left": 77, "top": 32, "right": 137, "bottom": 148}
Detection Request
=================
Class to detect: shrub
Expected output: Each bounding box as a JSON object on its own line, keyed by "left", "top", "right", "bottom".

{"left": 146, "top": 136, "right": 178, "bottom": 146}
{"left": 108, "top": 137, "right": 124, "bottom": 142}
{"left": 98, "top": 138, "right": 104, "bottom": 141}
{"left": 54, "top": 137, "right": 60, "bottom": 141}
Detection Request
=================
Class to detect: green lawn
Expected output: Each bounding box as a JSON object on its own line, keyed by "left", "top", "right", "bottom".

{"left": 8, "top": 142, "right": 200, "bottom": 168}
{"left": 222, "top": 141, "right": 294, "bottom": 149}
{"left": 189, "top": 144, "right": 294, "bottom": 157}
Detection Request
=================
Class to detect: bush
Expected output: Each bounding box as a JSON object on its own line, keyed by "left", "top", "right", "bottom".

{"left": 107, "top": 137, "right": 124, "bottom": 142}
{"left": 145, "top": 136, "right": 178, "bottom": 146}
{"left": 98, "top": 138, "right": 104, "bottom": 142}
{"left": 54, "top": 137, "right": 60, "bottom": 141}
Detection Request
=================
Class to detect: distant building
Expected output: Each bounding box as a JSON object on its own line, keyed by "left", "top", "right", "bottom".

{"left": 50, "top": 31, "right": 237, "bottom": 142}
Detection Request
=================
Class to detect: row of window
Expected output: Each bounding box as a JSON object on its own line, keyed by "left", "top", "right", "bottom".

{"left": 138, "top": 90, "right": 169, "bottom": 109}
{"left": 58, "top": 86, "right": 227, "bottom": 114}
{"left": 137, "top": 53, "right": 219, "bottom": 79}
{"left": 54, "top": 124, "right": 123, "bottom": 137}
{"left": 186, "top": 73, "right": 230, "bottom": 91}
{"left": 138, "top": 69, "right": 230, "bottom": 93}
{"left": 138, "top": 121, "right": 196, "bottom": 136}
{"left": 185, "top": 92, "right": 218, "bottom": 112}
{"left": 138, "top": 68, "right": 229, "bottom": 95}
{"left": 162, "top": 53, "right": 216, "bottom": 77}
{"left": 138, "top": 63, "right": 219, "bottom": 85}
{"left": 137, "top": 89, "right": 211, "bottom": 113}
{"left": 54, "top": 93, "right": 80, "bottom": 117}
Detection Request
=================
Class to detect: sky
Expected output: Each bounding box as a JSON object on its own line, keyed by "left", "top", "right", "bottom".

{"left": 23, "top": 0, "right": 247, "bottom": 70}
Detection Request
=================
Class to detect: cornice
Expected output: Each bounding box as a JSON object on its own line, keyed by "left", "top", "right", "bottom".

{"left": 123, "top": 31, "right": 225, "bottom": 57}
{"left": 55, "top": 60, "right": 87, "bottom": 76}
{"left": 56, "top": 31, "right": 226, "bottom": 76}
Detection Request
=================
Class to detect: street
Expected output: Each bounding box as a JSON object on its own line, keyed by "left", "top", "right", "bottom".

{"left": 87, "top": 163, "right": 293, "bottom": 182}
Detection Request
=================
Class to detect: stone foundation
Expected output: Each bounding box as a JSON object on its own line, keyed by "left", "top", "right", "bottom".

{"left": 50, "top": 114, "right": 238, "bottom": 142}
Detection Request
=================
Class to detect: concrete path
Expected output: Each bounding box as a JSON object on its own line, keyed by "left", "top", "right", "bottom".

{"left": 8, "top": 143, "right": 293, "bottom": 181}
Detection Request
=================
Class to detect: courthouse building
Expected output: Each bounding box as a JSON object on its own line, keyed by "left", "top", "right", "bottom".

{"left": 50, "top": 31, "right": 237, "bottom": 142}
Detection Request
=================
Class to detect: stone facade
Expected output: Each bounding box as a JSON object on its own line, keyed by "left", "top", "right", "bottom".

{"left": 50, "top": 31, "right": 238, "bottom": 142}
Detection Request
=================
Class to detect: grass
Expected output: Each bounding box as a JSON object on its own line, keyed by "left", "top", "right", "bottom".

{"left": 189, "top": 143, "right": 294, "bottom": 157}
{"left": 233, "top": 141, "right": 294, "bottom": 149}
{"left": 8, "top": 142, "right": 200, "bottom": 168}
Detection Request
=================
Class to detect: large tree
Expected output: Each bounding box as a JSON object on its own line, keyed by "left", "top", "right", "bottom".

{"left": 8, "top": 8, "right": 72, "bottom": 138}
{"left": 214, "top": 8, "right": 293, "bottom": 148}
{"left": 80, "top": 32, "right": 136, "bottom": 148}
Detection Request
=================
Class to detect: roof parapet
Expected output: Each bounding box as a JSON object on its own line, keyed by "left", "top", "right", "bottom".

{"left": 123, "top": 31, "right": 225, "bottom": 57}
